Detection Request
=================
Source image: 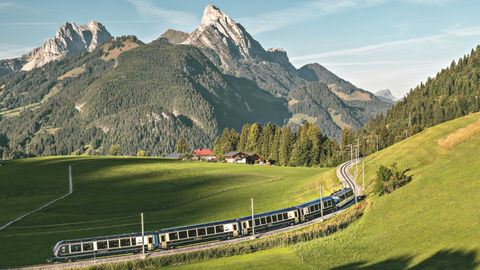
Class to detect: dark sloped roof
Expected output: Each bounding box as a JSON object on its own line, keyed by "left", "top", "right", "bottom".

{"left": 224, "top": 151, "right": 241, "bottom": 157}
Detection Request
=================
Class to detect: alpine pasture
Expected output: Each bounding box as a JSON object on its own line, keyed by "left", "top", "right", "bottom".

{"left": 0, "top": 157, "right": 335, "bottom": 267}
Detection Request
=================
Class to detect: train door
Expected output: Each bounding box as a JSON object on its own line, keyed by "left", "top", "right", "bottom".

{"left": 160, "top": 234, "right": 167, "bottom": 249}
{"left": 147, "top": 236, "right": 154, "bottom": 251}
{"left": 232, "top": 223, "right": 239, "bottom": 237}
{"left": 294, "top": 210, "right": 299, "bottom": 223}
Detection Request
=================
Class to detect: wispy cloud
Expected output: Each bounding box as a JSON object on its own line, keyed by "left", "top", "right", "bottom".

{"left": 0, "top": 22, "right": 56, "bottom": 26}
{"left": 291, "top": 25, "right": 480, "bottom": 61}
{"left": 240, "top": 0, "right": 455, "bottom": 34}
{"left": 127, "top": 0, "right": 198, "bottom": 29}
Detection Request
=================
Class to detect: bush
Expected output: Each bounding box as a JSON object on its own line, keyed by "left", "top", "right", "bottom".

{"left": 136, "top": 150, "right": 148, "bottom": 157}
{"left": 374, "top": 163, "right": 412, "bottom": 195}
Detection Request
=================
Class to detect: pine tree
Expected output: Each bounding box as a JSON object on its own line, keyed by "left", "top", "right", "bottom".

{"left": 279, "top": 125, "right": 294, "bottom": 166}
{"left": 176, "top": 138, "right": 189, "bottom": 154}
{"left": 237, "top": 124, "right": 250, "bottom": 152}
{"left": 246, "top": 123, "right": 262, "bottom": 153}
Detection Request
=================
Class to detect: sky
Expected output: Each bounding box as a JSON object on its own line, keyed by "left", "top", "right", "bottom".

{"left": 1, "top": 0, "right": 480, "bottom": 98}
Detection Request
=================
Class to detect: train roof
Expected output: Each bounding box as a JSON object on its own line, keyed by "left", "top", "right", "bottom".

{"left": 156, "top": 218, "right": 238, "bottom": 233}
{"left": 330, "top": 187, "right": 353, "bottom": 197}
{"left": 295, "top": 196, "right": 334, "bottom": 208}
{"left": 239, "top": 206, "right": 297, "bottom": 221}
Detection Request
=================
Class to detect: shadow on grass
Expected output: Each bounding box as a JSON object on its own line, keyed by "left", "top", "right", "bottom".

{"left": 331, "top": 249, "right": 479, "bottom": 270}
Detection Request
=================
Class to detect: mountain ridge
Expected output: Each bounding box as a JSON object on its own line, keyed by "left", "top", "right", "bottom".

{"left": 0, "top": 20, "right": 112, "bottom": 75}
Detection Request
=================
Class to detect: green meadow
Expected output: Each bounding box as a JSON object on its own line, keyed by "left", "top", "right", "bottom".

{"left": 0, "top": 157, "right": 336, "bottom": 267}
{"left": 167, "top": 112, "right": 480, "bottom": 269}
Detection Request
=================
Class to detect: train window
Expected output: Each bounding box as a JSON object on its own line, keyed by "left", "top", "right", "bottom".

{"left": 260, "top": 218, "right": 266, "bottom": 225}
{"left": 83, "top": 243, "right": 93, "bottom": 251}
{"left": 149, "top": 237, "right": 153, "bottom": 244}
{"left": 198, "top": 228, "right": 206, "bottom": 236}
{"left": 314, "top": 204, "right": 319, "bottom": 211}
{"left": 59, "top": 245, "right": 69, "bottom": 255}
{"left": 207, "top": 227, "right": 215, "bottom": 234}
{"left": 283, "top": 213, "right": 288, "bottom": 219}
{"left": 179, "top": 231, "right": 188, "bottom": 239}
{"left": 120, "top": 239, "right": 131, "bottom": 247}
{"left": 97, "top": 241, "right": 107, "bottom": 249}
{"left": 188, "top": 229, "right": 197, "bottom": 237}
{"left": 169, "top": 232, "right": 178, "bottom": 240}
{"left": 277, "top": 214, "right": 283, "bottom": 221}
{"left": 216, "top": 225, "right": 224, "bottom": 233}
{"left": 309, "top": 206, "right": 315, "bottom": 212}
{"left": 161, "top": 235, "right": 166, "bottom": 242}
{"left": 255, "top": 219, "right": 260, "bottom": 226}
{"left": 131, "top": 238, "right": 136, "bottom": 245}
{"left": 248, "top": 220, "right": 252, "bottom": 227}
{"left": 324, "top": 201, "right": 328, "bottom": 208}
{"left": 272, "top": 215, "right": 277, "bottom": 222}
{"left": 233, "top": 224, "right": 237, "bottom": 230}
{"left": 70, "top": 244, "right": 81, "bottom": 253}
{"left": 109, "top": 240, "right": 119, "bottom": 248}
{"left": 266, "top": 216, "right": 272, "bottom": 223}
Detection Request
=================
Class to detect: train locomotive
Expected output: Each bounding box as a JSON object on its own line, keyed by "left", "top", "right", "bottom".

{"left": 50, "top": 188, "right": 355, "bottom": 262}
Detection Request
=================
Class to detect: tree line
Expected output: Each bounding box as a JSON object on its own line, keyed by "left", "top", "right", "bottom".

{"left": 212, "top": 122, "right": 344, "bottom": 167}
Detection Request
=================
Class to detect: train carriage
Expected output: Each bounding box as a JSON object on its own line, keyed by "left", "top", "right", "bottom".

{"left": 239, "top": 207, "right": 299, "bottom": 235}
{"left": 331, "top": 187, "right": 355, "bottom": 208}
{"left": 156, "top": 219, "right": 240, "bottom": 249}
{"left": 50, "top": 232, "right": 155, "bottom": 262}
{"left": 296, "top": 196, "right": 336, "bottom": 222}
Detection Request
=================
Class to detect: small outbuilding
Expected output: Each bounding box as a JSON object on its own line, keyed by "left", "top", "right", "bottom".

{"left": 224, "top": 151, "right": 244, "bottom": 163}
{"left": 166, "top": 153, "right": 184, "bottom": 159}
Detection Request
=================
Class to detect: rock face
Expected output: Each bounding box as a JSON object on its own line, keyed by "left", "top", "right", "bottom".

{"left": 184, "top": 5, "right": 268, "bottom": 62}
{"left": 183, "top": 5, "right": 304, "bottom": 96}
{"left": 0, "top": 20, "right": 112, "bottom": 74}
{"left": 375, "top": 89, "right": 398, "bottom": 104}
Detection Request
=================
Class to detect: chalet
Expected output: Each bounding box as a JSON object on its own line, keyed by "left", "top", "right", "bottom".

{"left": 245, "top": 152, "right": 261, "bottom": 164}
{"left": 223, "top": 151, "right": 244, "bottom": 163}
{"left": 193, "top": 149, "right": 214, "bottom": 160}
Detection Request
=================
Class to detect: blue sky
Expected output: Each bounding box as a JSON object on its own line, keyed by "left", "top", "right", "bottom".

{"left": 1, "top": 0, "right": 479, "bottom": 97}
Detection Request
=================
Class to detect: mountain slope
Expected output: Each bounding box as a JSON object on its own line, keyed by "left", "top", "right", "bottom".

{"left": 0, "top": 21, "right": 112, "bottom": 75}
{"left": 355, "top": 44, "right": 480, "bottom": 155}
{"left": 168, "top": 111, "right": 480, "bottom": 270}
{"left": 0, "top": 37, "right": 288, "bottom": 158}
{"left": 159, "top": 29, "right": 190, "bottom": 44}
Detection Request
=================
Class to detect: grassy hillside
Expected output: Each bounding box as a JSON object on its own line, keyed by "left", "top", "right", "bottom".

{"left": 168, "top": 112, "right": 480, "bottom": 269}
{"left": 0, "top": 157, "right": 336, "bottom": 267}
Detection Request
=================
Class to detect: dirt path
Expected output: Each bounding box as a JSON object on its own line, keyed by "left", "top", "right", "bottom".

{"left": 0, "top": 166, "right": 73, "bottom": 232}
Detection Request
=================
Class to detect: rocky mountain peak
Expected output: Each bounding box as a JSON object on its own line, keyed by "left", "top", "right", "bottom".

{"left": 375, "top": 89, "right": 398, "bottom": 104}
{"left": 267, "top": 48, "right": 295, "bottom": 72}
{"left": 17, "top": 21, "right": 112, "bottom": 71}
{"left": 184, "top": 5, "right": 267, "bottom": 62}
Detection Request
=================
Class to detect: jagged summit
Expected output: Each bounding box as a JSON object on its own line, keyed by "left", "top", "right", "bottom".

{"left": 0, "top": 20, "right": 112, "bottom": 73}
{"left": 184, "top": 5, "right": 267, "bottom": 62}
{"left": 21, "top": 20, "right": 112, "bottom": 71}
{"left": 375, "top": 89, "right": 398, "bottom": 104}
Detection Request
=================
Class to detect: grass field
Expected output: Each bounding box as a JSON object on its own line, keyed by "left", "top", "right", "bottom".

{"left": 167, "top": 112, "right": 480, "bottom": 270}
{"left": 0, "top": 157, "right": 337, "bottom": 267}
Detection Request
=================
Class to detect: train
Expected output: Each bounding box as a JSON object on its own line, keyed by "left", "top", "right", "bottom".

{"left": 50, "top": 187, "right": 356, "bottom": 262}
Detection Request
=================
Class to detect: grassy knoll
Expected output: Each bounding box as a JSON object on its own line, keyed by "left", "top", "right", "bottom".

{"left": 0, "top": 157, "right": 335, "bottom": 267}
{"left": 168, "top": 112, "right": 480, "bottom": 269}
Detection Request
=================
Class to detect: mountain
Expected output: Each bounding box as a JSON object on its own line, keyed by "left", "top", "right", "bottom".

{"left": 183, "top": 4, "right": 305, "bottom": 97}
{"left": 0, "top": 21, "right": 112, "bottom": 75}
{"left": 182, "top": 5, "right": 391, "bottom": 138}
{"left": 375, "top": 89, "right": 398, "bottom": 104}
{"left": 158, "top": 29, "right": 189, "bottom": 44}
